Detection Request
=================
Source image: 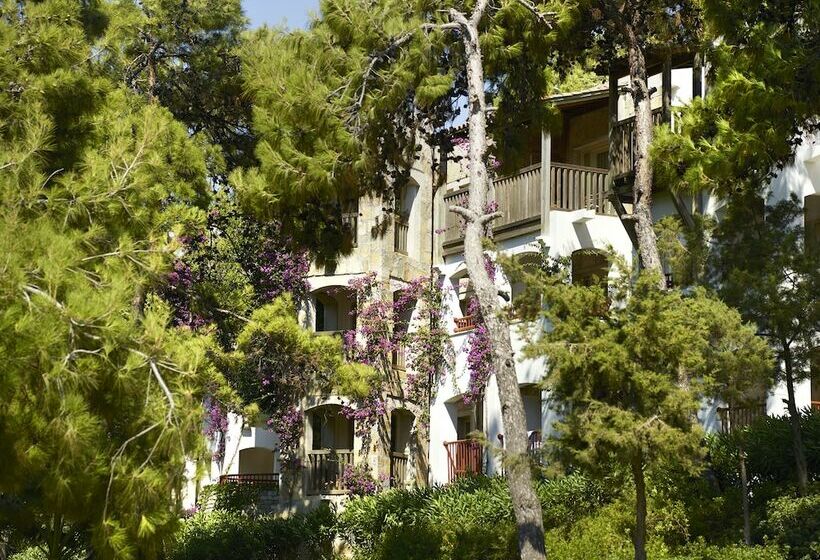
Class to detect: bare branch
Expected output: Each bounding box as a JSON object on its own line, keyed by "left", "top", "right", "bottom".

{"left": 478, "top": 211, "right": 503, "bottom": 225}
{"left": 449, "top": 204, "right": 479, "bottom": 222}
{"left": 512, "top": 0, "right": 557, "bottom": 29}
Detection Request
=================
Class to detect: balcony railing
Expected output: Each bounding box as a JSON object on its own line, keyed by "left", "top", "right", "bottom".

{"left": 442, "top": 163, "right": 612, "bottom": 248}
{"left": 717, "top": 403, "right": 767, "bottom": 434}
{"left": 306, "top": 449, "right": 354, "bottom": 495}
{"left": 611, "top": 108, "right": 665, "bottom": 178}
{"left": 390, "top": 451, "right": 409, "bottom": 488}
{"left": 454, "top": 315, "right": 478, "bottom": 333}
{"left": 444, "top": 439, "right": 483, "bottom": 482}
{"left": 811, "top": 401, "right": 820, "bottom": 411}
{"left": 219, "top": 473, "right": 280, "bottom": 486}
{"left": 394, "top": 218, "right": 409, "bottom": 254}
{"left": 550, "top": 163, "right": 614, "bottom": 215}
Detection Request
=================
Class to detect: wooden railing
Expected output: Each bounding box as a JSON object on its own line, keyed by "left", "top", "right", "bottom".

{"left": 811, "top": 401, "right": 820, "bottom": 411}
{"left": 390, "top": 452, "right": 409, "bottom": 488}
{"left": 306, "top": 450, "right": 354, "bottom": 495}
{"left": 528, "top": 431, "right": 544, "bottom": 465}
{"left": 550, "top": 163, "right": 613, "bottom": 215}
{"left": 442, "top": 162, "right": 613, "bottom": 247}
{"left": 444, "top": 439, "right": 483, "bottom": 482}
{"left": 443, "top": 164, "right": 541, "bottom": 245}
{"left": 611, "top": 108, "right": 666, "bottom": 178}
{"left": 717, "top": 403, "right": 767, "bottom": 434}
{"left": 219, "top": 473, "right": 280, "bottom": 486}
{"left": 454, "top": 315, "right": 478, "bottom": 333}
{"left": 394, "top": 219, "right": 409, "bottom": 254}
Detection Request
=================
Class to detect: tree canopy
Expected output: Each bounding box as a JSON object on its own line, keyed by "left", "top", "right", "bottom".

{"left": 0, "top": 2, "right": 228, "bottom": 558}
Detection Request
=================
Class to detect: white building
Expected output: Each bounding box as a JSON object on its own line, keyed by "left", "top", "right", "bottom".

{"left": 189, "top": 53, "right": 819, "bottom": 508}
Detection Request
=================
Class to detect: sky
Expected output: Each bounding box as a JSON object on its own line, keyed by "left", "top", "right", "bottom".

{"left": 242, "top": 0, "right": 320, "bottom": 29}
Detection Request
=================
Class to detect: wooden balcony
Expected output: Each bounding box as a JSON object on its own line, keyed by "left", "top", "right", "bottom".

{"left": 717, "top": 403, "right": 767, "bottom": 434}
{"left": 306, "top": 449, "right": 354, "bottom": 495}
{"left": 454, "top": 314, "right": 478, "bottom": 333}
{"left": 219, "top": 473, "right": 280, "bottom": 487}
{"left": 389, "top": 451, "right": 409, "bottom": 488}
{"left": 442, "top": 162, "right": 612, "bottom": 252}
{"left": 444, "top": 439, "right": 483, "bottom": 482}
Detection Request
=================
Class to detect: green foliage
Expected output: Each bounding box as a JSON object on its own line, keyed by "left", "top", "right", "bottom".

{"left": 763, "top": 494, "right": 820, "bottom": 560}
{"left": 102, "top": 0, "right": 253, "bottom": 175}
{"left": 196, "top": 483, "right": 278, "bottom": 517}
{"left": 211, "top": 296, "right": 354, "bottom": 415}
{"left": 338, "top": 474, "right": 606, "bottom": 558}
{"left": 707, "top": 196, "right": 818, "bottom": 388}
{"left": 0, "top": 2, "right": 228, "bottom": 559}
{"left": 707, "top": 411, "right": 820, "bottom": 489}
{"left": 653, "top": 0, "right": 819, "bottom": 195}
{"left": 165, "top": 506, "right": 336, "bottom": 560}
{"left": 521, "top": 269, "right": 771, "bottom": 478}
{"left": 655, "top": 214, "right": 714, "bottom": 287}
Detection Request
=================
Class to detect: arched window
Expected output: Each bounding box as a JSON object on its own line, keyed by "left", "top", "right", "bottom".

{"left": 571, "top": 249, "right": 610, "bottom": 288}
{"left": 312, "top": 287, "right": 356, "bottom": 333}
{"left": 238, "top": 447, "right": 275, "bottom": 475}
{"left": 394, "top": 180, "right": 419, "bottom": 256}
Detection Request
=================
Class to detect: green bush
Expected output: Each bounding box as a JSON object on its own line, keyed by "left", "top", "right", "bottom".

{"left": 763, "top": 494, "right": 820, "bottom": 560}
{"left": 707, "top": 410, "right": 820, "bottom": 488}
{"left": 338, "top": 474, "right": 606, "bottom": 558}
{"left": 666, "top": 541, "right": 785, "bottom": 560}
{"left": 165, "top": 505, "right": 335, "bottom": 560}
{"left": 197, "top": 482, "right": 278, "bottom": 516}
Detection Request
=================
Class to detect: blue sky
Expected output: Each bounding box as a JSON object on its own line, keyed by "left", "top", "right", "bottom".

{"left": 242, "top": 0, "right": 319, "bottom": 29}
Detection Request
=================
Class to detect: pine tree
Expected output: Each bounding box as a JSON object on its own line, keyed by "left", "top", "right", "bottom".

{"left": 234, "top": 1, "right": 562, "bottom": 556}
{"left": 708, "top": 195, "right": 820, "bottom": 496}
{"left": 512, "top": 259, "right": 772, "bottom": 560}
{"left": 654, "top": 0, "right": 819, "bottom": 195}
{"left": 0, "top": 2, "right": 226, "bottom": 558}
{"left": 103, "top": 0, "right": 254, "bottom": 176}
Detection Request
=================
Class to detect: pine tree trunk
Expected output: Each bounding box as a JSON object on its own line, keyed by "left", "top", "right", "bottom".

{"left": 631, "top": 453, "right": 648, "bottom": 560}
{"left": 448, "top": 4, "right": 546, "bottom": 559}
{"left": 625, "top": 22, "right": 663, "bottom": 287}
{"left": 783, "top": 345, "right": 809, "bottom": 496}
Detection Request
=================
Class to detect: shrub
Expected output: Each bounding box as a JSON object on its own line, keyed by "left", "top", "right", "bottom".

{"left": 197, "top": 482, "right": 279, "bottom": 516}
{"left": 338, "top": 474, "right": 605, "bottom": 559}
{"left": 165, "top": 505, "right": 336, "bottom": 560}
{"left": 666, "top": 541, "right": 785, "bottom": 560}
{"left": 707, "top": 410, "right": 820, "bottom": 488}
{"left": 763, "top": 494, "right": 820, "bottom": 560}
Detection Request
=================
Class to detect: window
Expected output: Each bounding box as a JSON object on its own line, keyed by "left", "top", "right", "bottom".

{"left": 571, "top": 250, "right": 610, "bottom": 287}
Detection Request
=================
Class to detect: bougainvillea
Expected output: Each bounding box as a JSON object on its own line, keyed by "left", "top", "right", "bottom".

{"left": 161, "top": 197, "right": 314, "bottom": 474}
{"left": 405, "top": 277, "right": 454, "bottom": 412}
{"left": 341, "top": 463, "right": 384, "bottom": 497}
{"left": 340, "top": 273, "right": 453, "bottom": 444}
{"left": 463, "top": 297, "right": 493, "bottom": 405}
{"left": 163, "top": 197, "right": 310, "bottom": 346}
{"left": 204, "top": 397, "right": 229, "bottom": 463}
